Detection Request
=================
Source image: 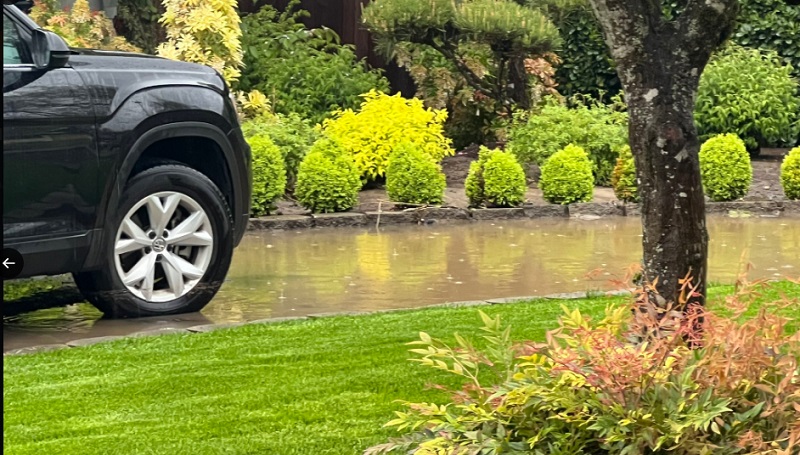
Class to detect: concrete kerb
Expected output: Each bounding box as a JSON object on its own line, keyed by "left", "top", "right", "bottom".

{"left": 247, "top": 215, "right": 313, "bottom": 231}
{"left": 311, "top": 212, "right": 368, "bottom": 228}
{"left": 4, "top": 291, "right": 645, "bottom": 355}
{"left": 4, "top": 344, "right": 71, "bottom": 356}
{"left": 427, "top": 300, "right": 492, "bottom": 308}
{"left": 129, "top": 327, "right": 192, "bottom": 338}
{"left": 65, "top": 336, "right": 125, "bottom": 347}
{"left": 248, "top": 316, "right": 309, "bottom": 324}
{"left": 307, "top": 311, "right": 368, "bottom": 319}
{"left": 186, "top": 322, "right": 247, "bottom": 333}
{"left": 249, "top": 200, "right": 797, "bottom": 231}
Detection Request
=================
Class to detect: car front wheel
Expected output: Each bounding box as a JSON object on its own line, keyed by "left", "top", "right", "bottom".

{"left": 75, "top": 165, "right": 234, "bottom": 318}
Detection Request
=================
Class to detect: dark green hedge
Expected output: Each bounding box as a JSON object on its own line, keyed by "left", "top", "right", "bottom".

{"left": 552, "top": 0, "right": 799, "bottom": 97}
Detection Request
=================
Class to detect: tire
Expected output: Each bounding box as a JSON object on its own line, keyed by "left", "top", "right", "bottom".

{"left": 74, "top": 165, "right": 234, "bottom": 318}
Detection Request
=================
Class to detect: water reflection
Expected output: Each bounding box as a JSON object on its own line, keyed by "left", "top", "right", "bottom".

{"left": 4, "top": 216, "right": 799, "bottom": 351}
{"left": 204, "top": 216, "right": 800, "bottom": 321}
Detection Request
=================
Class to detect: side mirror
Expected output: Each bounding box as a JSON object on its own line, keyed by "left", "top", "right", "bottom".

{"left": 31, "top": 29, "right": 70, "bottom": 70}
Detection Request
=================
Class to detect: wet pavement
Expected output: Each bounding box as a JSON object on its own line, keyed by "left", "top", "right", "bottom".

{"left": 4, "top": 215, "right": 799, "bottom": 351}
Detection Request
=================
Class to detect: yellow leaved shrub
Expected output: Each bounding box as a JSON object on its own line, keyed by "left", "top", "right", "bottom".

{"left": 156, "top": 0, "right": 243, "bottom": 85}
{"left": 321, "top": 90, "right": 454, "bottom": 182}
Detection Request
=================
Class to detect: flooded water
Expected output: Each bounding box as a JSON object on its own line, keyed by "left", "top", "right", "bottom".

{"left": 4, "top": 215, "right": 799, "bottom": 351}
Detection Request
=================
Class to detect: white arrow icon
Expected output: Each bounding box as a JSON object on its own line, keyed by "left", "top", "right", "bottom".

{"left": 3, "top": 258, "right": 15, "bottom": 269}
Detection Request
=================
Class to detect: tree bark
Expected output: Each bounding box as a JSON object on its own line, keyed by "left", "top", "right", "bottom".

{"left": 626, "top": 63, "right": 708, "bottom": 308}
{"left": 507, "top": 56, "right": 531, "bottom": 112}
{"left": 586, "top": 0, "right": 739, "bottom": 306}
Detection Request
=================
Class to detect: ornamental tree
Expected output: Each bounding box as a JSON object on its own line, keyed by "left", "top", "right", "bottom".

{"left": 362, "top": 0, "right": 562, "bottom": 112}
{"left": 586, "top": 0, "right": 740, "bottom": 306}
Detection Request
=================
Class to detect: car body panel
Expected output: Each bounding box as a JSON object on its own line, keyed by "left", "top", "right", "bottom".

{"left": 2, "top": 4, "right": 251, "bottom": 279}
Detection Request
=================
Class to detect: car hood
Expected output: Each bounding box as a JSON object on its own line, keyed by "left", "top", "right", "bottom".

{"left": 66, "top": 49, "right": 228, "bottom": 118}
{"left": 68, "top": 49, "right": 222, "bottom": 82}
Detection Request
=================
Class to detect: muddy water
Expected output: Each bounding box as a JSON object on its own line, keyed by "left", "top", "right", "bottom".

{"left": 4, "top": 216, "right": 799, "bottom": 351}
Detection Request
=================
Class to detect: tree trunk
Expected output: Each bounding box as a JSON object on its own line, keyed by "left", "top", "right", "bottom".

{"left": 507, "top": 56, "right": 531, "bottom": 112}
{"left": 626, "top": 67, "right": 707, "bottom": 307}
{"left": 586, "top": 0, "right": 739, "bottom": 306}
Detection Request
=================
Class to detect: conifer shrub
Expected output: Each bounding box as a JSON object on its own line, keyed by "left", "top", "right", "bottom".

{"left": 248, "top": 135, "right": 286, "bottom": 216}
{"left": 699, "top": 134, "right": 753, "bottom": 202}
{"left": 465, "top": 147, "right": 527, "bottom": 208}
{"left": 294, "top": 138, "right": 361, "bottom": 213}
{"left": 386, "top": 143, "right": 446, "bottom": 205}
{"left": 321, "top": 90, "right": 453, "bottom": 182}
{"left": 539, "top": 144, "right": 594, "bottom": 204}
{"left": 781, "top": 146, "right": 800, "bottom": 200}
{"left": 611, "top": 145, "right": 639, "bottom": 203}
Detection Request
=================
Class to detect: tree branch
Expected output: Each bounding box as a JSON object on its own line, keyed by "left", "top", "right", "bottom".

{"left": 585, "top": 0, "right": 649, "bottom": 66}
{"left": 678, "top": 0, "right": 739, "bottom": 67}
{"left": 425, "top": 39, "right": 495, "bottom": 94}
{"left": 641, "top": 0, "right": 665, "bottom": 26}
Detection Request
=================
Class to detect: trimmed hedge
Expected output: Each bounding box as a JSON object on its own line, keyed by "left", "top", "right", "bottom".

{"left": 734, "top": 0, "right": 800, "bottom": 81}
{"left": 294, "top": 138, "right": 361, "bottom": 213}
{"left": 781, "top": 146, "right": 800, "bottom": 200}
{"left": 699, "top": 134, "right": 753, "bottom": 202}
{"left": 695, "top": 46, "right": 800, "bottom": 152}
{"left": 465, "top": 147, "right": 527, "bottom": 208}
{"left": 242, "top": 113, "right": 319, "bottom": 190}
{"left": 507, "top": 98, "right": 627, "bottom": 186}
{"left": 611, "top": 145, "right": 639, "bottom": 203}
{"left": 322, "top": 91, "right": 453, "bottom": 182}
{"left": 539, "top": 144, "right": 594, "bottom": 205}
{"left": 248, "top": 135, "right": 287, "bottom": 216}
{"left": 386, "top": 142, "right": 446, "bottom": 205}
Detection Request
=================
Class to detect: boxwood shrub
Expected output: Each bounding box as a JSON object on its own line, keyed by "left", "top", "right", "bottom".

{"left": 465, "top": 147, "right": 527, "bottom": 208}
{"left": 294, "top": 138, "right": 361, "bottom": 213}
{"left": 386, "top": 142, "right": 446, "bottom": 205}
{"left": 699, "top": 134, "right": 753, "bottom": 202}
{"left": 539, "top": 144, "right": 594, "bottom": 205}
{"left": 611, "top": 145, "right": 639, "bottom": 203}
{"left": 781, "top": 146, "right": 800, "bottom": 200}
{"left": 248, "top": 135, "right": 287, "bottom": 216}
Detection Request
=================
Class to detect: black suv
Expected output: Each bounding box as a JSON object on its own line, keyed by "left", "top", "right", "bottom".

{"left": 3, "top": 4, "right": 252, "bottom": 317}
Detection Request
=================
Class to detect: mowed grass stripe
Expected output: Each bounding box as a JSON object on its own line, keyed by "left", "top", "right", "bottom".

{"left": 4, "top": 281, "right": 798, "bottom": 455}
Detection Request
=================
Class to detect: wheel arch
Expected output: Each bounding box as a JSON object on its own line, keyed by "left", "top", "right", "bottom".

{"left": 84, "top": 122, "right": 248, "bottom": 270}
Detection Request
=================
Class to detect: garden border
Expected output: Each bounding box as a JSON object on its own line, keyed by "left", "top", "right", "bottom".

{"left": 249, "top": 200, "right": 800, "bottom": 231}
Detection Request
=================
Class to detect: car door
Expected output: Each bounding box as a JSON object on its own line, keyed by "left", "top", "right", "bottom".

{"left": 3, "top": 7, "right": 98, "bottom": 266}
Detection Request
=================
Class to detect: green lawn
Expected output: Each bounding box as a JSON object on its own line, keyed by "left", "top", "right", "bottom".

{"left": 4, "top": 281, "right": 799, "bottom": 455}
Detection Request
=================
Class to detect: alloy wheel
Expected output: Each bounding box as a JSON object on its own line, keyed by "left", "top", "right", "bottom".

{"left": 113, "top": 191, "right": 214, "bottom": 302}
